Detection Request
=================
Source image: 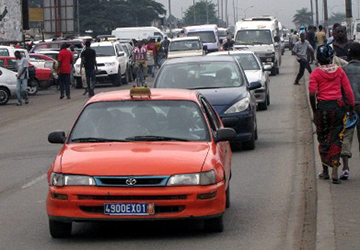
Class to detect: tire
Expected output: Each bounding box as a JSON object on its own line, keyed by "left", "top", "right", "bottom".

{"left": 267, "top": 92, "right": 270, "bottom": 105}
{"left": 242, "top": 130, "right": 256, "bottom": 150}
{"left": 226, "top": 184, "right": 230, "bottom": 208}
{"left": 27, "top": 79, "right": 39, "bottom": 96}
{"left": 49, "top": 220, "right": 72, "bottom": 238}
{"left": 75, "top": 77, "right": 82, "bottom": 89}
{"left": 258, "top": 101, "right": 268, "bottom": 110}
{"left": 122, "top": 68, "right": 129, "bottom": 85}
{"left": 270, "top": 67, "right": 276, "bottom": 76}
{"left": 0, "top": 87, "right": 10, "bottom": 105}
{"left": 276, "top": 67, "right": 280, "bottom": 75}
{"left": 113, "top": 68, "right": 122, "bottom": 87}
{"left": 204, "top": 215, "right": 224, "bottom": 232}
{"left": 129, "top": 66, "right": 134, "bottom": 82}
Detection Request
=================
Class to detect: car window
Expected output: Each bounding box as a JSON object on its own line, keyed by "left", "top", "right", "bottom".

{"left": 121, "top": 45, "right": 129, "bottom": 55}
{"left": 187, "top": 31, "right": 216, "bottom": 43}
{"left": 156, "top": 61, "right": 244, "bottom": 89}
{"left": 201, "top": 98, "right": 220, "bottom": 131}
{"left": 69, "top": 100, "right": 210, "bottom": 142}
{"left": 0, "top": 49, "right": 9, "bottom": 56}
{"left": 170, "top": 40, "right": 201, "bottom": 51}
{"left": 233, "top": 54, "right": 261, "bottom": 70}
{"left": 0, "top": 59, "right": 5, "bottom": 67}
{"left": 92, "top": 45, "right": 116, "bottom": 56}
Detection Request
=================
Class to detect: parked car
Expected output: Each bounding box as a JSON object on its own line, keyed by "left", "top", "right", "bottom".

{"left": 153, "top": 56, "right": 261, "bottom": 149}
{"left": 167, "top": 37, "right": 205, "bottom": 59}
{"left": 30, "top": 40, "right": 84, "bottom": 53}
{"left": 120, "top": 43, "right": 134, "bottom": 81}
{"left": 0, "top": 56, "right": 53, "bottom": 95}
{"left": 207, "top": 51, "right": 271, "bottom": 110}
{"left": 74, "top": 41, "right": 130, "bottom": 88}
{"left": 47, "top": 87, "right": 235, "bottom": 237}
{"left": 0, "top": 66, "right": 17, "bottom": 105}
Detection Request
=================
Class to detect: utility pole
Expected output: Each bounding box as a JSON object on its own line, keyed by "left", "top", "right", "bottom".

{"left": 193, "top": 0, "right": 196, "bottom": 24}
{"left": 76, "top": 0, "right": 80, "bottom": 35}
{"left": 323, "top": 0, "right": 328, "bottom": 36}
{"left": 220, "top": 0, "right": 223, "bottom": 22}
{"left": 233, "top": 0, "right": 236, "bottom": 25}
{"left": 206, "top": 0, "right": 209, "bottom": 23}
{"left": 310, "top": 0, "right": 314, "bottom": 24}
{"left": 168, "top": 0, "right": 172, "bottom": 33}
{"left": 345, "top": 0, "right": 353, "bottom": 39}
{"left": 217, "top": 0, "right": 220, "bottom": 25}
{"left": 225, "top": 0, "right": 228, "bottom": 26}
{"left": 315, "top": 0, "right": 319, "bottom": 26}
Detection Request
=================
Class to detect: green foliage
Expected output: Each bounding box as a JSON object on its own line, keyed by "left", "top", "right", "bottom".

{"left": 328, "top": 12, "right": 346, "bottom": 24}
{"left": 184, "top": 1, "right": 219, "bottom": 26}
{"left": 293, "top": 8, "right": 313, "bottom": 27}
{"left": 79, "top": 0, "right": 166, "bottom": 35}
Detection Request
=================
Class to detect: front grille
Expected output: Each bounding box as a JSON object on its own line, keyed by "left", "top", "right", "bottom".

{"left": 77, "top": 195, "right": 187, "bottom": 200}
{"left": 97, "top": 63, "right": 105, "bottom": 67}
{"left": 80, "top": 206, "right": 185, "bottom": 214}
{"left": 94, "top": 176, "right": 170, "bottom": 187}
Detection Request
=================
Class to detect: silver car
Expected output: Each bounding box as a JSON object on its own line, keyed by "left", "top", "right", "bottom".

{"left": 208, "top": 51, "right": 271, "bottom": 110}
{"left": 0, "top": 66, "right": 17, "bottom": 105}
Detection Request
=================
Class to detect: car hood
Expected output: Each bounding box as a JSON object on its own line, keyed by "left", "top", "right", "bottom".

{"left": 58, "top": 142, "right": 210, "bottom": 176}
{"left": 168, "top": 50, "right": 204, "bottom": 59}
{"left": 244, "top": 70, "right": 263, "bottom": 84}
{"left": 234, "top": 44, "right": 274, "bottom": 53}
{"left": 96, "top": 56, "right": 117, "bottom": 63}
{"left": 198, "top": 87, "right": 247, "bottom": 106}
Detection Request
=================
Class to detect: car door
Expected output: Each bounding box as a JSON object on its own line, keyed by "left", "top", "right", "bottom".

{"left": 115, "top": 44, "right": 126, "bottom": 75}
{"left": 200, "top": 96, "right": 231, "bottom": 185}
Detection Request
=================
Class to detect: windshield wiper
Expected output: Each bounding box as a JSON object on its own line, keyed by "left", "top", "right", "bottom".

{"left": 71, "top": 137, "right": 128, "bottom": 143}
{"left": 125, "top": 136, "right": 190, "bottom": 142}
{"left": 188, "top": 86, "right": 221, "bottom": 90}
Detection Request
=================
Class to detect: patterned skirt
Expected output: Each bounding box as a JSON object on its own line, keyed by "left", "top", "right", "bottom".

{"left": 315, "top": 100, "right": 346, "bottom": 168}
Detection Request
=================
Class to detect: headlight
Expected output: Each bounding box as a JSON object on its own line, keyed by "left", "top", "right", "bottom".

{"left": 167, "top": 170, "right": 216, "bottom": 186}
{"left": 50, "top": 173, "right": 96, "bottom": 187}
{"left": 224, "top": 94, "right": 251, "bottom": 114}
{"left": 105, "top": 62, "right": 116, "bottom": 66}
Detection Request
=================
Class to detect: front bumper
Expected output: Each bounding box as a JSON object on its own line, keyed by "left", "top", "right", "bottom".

{"left": 220, "top": 109, "right": 255, "bottom": 142}
{"left": 47, "top": 182, "right": 226, "bottom": 222}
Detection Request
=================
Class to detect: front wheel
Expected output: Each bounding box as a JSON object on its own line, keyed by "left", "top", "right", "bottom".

{"left": 27, "top": 79, "right": 39, "bottom": 96}
{"left": 49, "top": 220, "right": 72, "bottom": 238}
{"left": 113, "top": 68, "right": 122, "bottom": 87}
{"left": 242, "top": 130, "right": 256, "bottom": 150}
{"left": 204, "top": 215, "right": 224, "bottom": 232}
{"left": 0, "top": 87, "right": 10, "bottom": 105}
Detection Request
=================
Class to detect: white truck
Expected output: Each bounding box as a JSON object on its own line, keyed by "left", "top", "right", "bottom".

{"left": 111, "top": 27, "right": 166, "bottom": 41}
{"left": 234, "top": 16, "right": 281, "bottom": 75}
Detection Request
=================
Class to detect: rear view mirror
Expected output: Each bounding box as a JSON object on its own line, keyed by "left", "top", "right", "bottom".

{"left": 215, "top": 128, "right": 236, "bottom": 142}
{"left": 48, "top": 131, "right": 66, "bottom": 144}
{"left": 118, "top": 52, "right": 125, "bottom": 57}
{"left": 249, "top": 81, "right": 262, "bottom": 90}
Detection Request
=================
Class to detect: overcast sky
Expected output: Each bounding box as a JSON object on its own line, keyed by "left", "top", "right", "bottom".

{"left": 155, "top": 0, "right": 354, "bottom": 28}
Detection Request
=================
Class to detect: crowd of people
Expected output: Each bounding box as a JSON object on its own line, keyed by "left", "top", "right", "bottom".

{"left": 291, "top": 23, "right": 360, "bottom": 184}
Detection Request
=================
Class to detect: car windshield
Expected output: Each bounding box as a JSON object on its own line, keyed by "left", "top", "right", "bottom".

{"left": 69, "top": 101, "right": 209, "bottom": 142}
{"left": 92, "top": 46, "right": 116, "bottom": 56}
{"left": 187, "top": 31, "right": 216, "bottom": 43}
{"left": 233, "top": 54, "right": 260, "bottom": 70}
{"left": 156, "top": 61, "right": 244, "bottom": 89}
{"left": 170, "top": 40, "right": 201, "bottom": 51}
{"left": 235, "top": 30, "right": 273, "bottom": 45}
{"left": 0, "top": 49, "right": 9, "bottom": 56}
{"left": 218, "top": 29, "right": 227, "bottom": 37}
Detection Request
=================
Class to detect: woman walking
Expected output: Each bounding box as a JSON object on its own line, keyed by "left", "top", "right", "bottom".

{"left": 309, "top": 45, "right": 355, "bottom": 184}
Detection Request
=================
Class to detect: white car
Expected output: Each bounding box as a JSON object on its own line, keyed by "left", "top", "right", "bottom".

{"left": 0, "top": 66, "right": 17, "bottom": 105}
{"left": 208, "top": 51, "right": 270, "bottom": 110}
{"left": 168, "top": 37, "right": 205, "bottom": 59}
{"left": 74, "top": 41, "right": 129, "bottom": 88}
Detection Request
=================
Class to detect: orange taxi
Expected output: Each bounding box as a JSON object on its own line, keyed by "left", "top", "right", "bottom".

{"left": 47, "top": 87, "right": 235, "bottom": 238}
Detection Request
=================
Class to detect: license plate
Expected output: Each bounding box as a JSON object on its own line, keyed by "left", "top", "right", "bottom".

{"left": 104, "top": 203, "right": 155, "bottom": 216}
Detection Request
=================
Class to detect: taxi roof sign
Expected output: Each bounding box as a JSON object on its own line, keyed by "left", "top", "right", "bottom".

{"left": 130, "top": 87, "right": 151, "bottom": 98}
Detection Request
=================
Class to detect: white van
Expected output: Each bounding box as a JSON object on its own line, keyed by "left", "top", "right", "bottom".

{"left": 111, "top": 27, "right": 166, "bottom": 41}
{"left": 234, "top": 16, "right": 281, "bottom": 75}
{"left": 168, "top": 37, "right": 205, "bottom": 59}
{"left": 184, "top": 24, "right": 220, "bottom": 53}
{"left": 352, "top": 19, "right": 360, "bottom": 42}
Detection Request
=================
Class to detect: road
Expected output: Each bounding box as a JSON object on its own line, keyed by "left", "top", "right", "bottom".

{"left": 0, "top": 53, "right": 316, "bottom": 250}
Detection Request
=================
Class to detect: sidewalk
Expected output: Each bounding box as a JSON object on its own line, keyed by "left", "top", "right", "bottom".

{"left": 302, "top": 71, "right": 360, "bottom": 250}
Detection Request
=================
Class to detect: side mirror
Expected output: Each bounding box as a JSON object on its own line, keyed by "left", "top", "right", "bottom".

{"left": 118, "top": 52, "right": 125, "bottom": 57}
{"left": 249, "top": 81, "right": 262, "bottom": 90}
{"left": 274, "top": 35, "right": 280, "bottom": 43}
{"left": 215, "top": 128, "right": 236, "bottom": 143}
{"left": 263, "top": 65, "right": 272, "bottom": 71}
{"left": 48, "top": 131, "right": 66, "bottom": 144}
{"left": 203, "top": 45, "right": 208, "bottom": 51}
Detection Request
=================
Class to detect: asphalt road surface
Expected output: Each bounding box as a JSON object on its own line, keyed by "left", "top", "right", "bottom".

{"left": 0, "top": 54, "right": 316, "bottom": 250}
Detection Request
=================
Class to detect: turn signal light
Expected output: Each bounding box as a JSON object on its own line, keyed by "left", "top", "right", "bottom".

{"left": 197, "top": 191, "right": 217, "bottom": 200}
{"left": 51, "top": 193, "right": 68, "bottom": 200}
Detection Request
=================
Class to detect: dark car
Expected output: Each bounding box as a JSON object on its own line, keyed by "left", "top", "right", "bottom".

{"left": 153, "top": 56, "right": 261, "bottom": 150}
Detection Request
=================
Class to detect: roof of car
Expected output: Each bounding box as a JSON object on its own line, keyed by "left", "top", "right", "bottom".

{"left": 209, "top": 50, "right": 256, "bottom": 56}
{"left": 170, "top": 36, "right": 201, "bottom": 42}
{"left": 163, "top": 55, "right": 237, "bottom": 65}
{"left": 88, "top": 88, "right": 200, "bottom": 103}
{"left": 92, "top": 41, "right": 117, "bottom": 47}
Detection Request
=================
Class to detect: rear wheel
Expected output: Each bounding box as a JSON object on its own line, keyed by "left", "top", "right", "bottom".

{"left": 204, "top": 215, "right": 224, "bottom": 232}
{"left": 122, "top": 68, "right": 129, "bottom": 84}
{"left": 267, "top": 91, "right": 270, "bottom": 105}
{"left": 27, "top": 79, "right": 39, "bottom": 96}
{"left": 276, "top": 67, "right": 280, "bottom": 75}
{"left": 270, "top": 67, "right": 277, "bottom": 76}
{"left": 49, "top": 220, "right": 72, "bottom": 238}
{"left": 258, "top": 100, "right": 268, "bottom": 110}
{"left": 242, "top": 127, "right": 256, "bottom": 150}
{"left": 0, "top": 87, "right": 10, "bottom": 105}
{"left": 113, "top": 68, "right": 122, "bottom": 87}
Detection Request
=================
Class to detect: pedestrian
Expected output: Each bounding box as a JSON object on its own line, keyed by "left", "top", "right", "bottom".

{"left": 292, "top": 33, "right": 314, "bottom": 85}
{"left": 147, "top": 38, "right": 157, "bottom": 77}
{"left": 333, "top": 26, "right": 352, "bottom": 62}
{"left": 290, "top": 31, "right": 299, "bottom": 53}
{"left": 161, "top": 37, "right": 170, "bottom": 58}
{"left": 69, "top": 45, "right": 76, "bottom": 86}
{"left": 316, "top": 25, "right": 326, "bottom": 47}
{"left": 58, "top": 43, "right": 73, "bottom": 99}
{"left": 306, "top": 25, "right": 316, "bottom": 64}
{"left": 81, "top": 40, "right": 98, "bottom": 97}
{"left": 14, "top": 51, "right": 29, "bottom": 106}
{"left": 309, "top": 45, "right": 355, "bottom": 184}
{"left": 222, "top": 37, "right": 235, "bottom": 51}
{"left": 339, "top": 42, "right": 360, "bottom": 180}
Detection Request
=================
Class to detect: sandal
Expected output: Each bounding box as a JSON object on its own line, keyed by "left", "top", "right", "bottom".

{"left": 331, "top": 179, "right": 341, "bottom": 184}
{"left": 318, "top": 172, "right": 330, "bottom": 180}
{"left": 340, "top": 170, "right": 349, "bottom": 180}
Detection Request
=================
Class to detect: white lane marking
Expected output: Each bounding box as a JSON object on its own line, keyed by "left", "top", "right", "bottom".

{"left": 22, "top": 174, "right": 47, "bottom": 189}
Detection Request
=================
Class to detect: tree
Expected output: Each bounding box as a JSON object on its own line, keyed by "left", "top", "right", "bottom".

{"left": 79, "top": 0, "right": 166, "bottom": 36}
{"left": 328, "top": 12, "right": 346, "bottom": 24}
{"left": 293, "top": 8, "right": 313, "bottom": 27}
{"left": 183, "top": 1, "right": 218, "bottom": 26}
